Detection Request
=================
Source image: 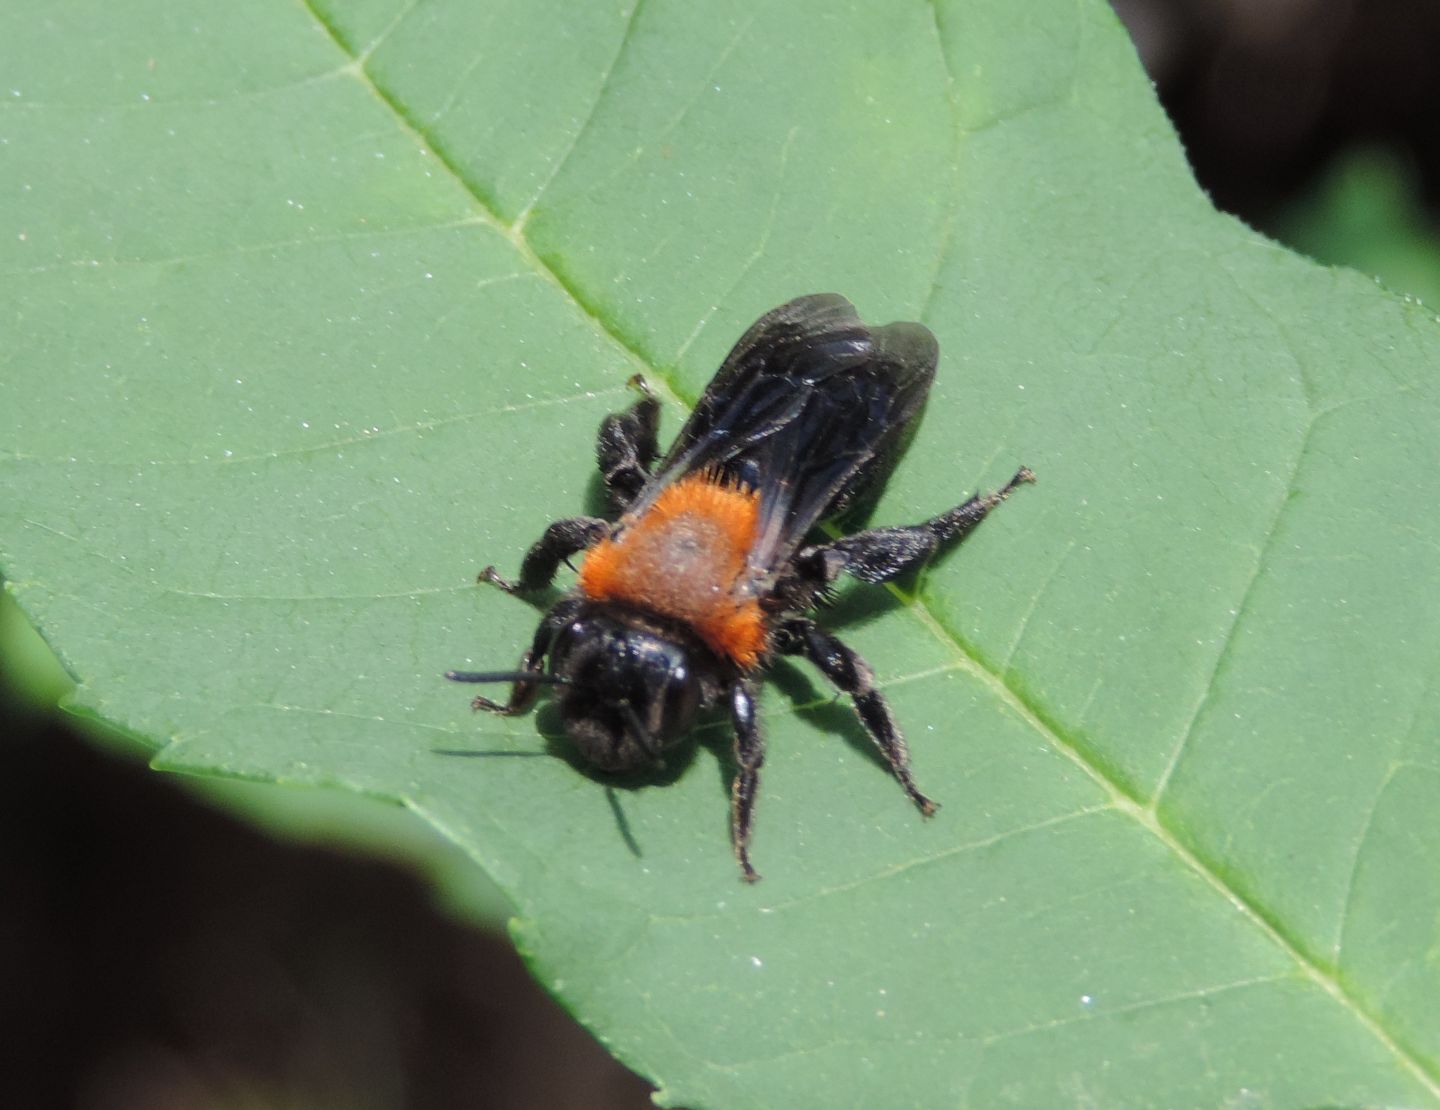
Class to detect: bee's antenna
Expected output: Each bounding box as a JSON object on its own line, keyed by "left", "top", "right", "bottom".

{"left": 444, "top": 670, "right": 570, "bottom": 686}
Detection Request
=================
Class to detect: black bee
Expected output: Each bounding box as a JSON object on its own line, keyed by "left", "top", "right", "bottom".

{"left": 449, "top": 294, "right": 1033, "bottom": 880}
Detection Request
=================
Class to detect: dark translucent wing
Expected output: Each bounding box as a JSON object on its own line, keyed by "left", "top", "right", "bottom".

{"left": 651, "top": 294, "right": 867, "bottom": 483}
{"left": 745, "top": 312, "right": 938, "bottom": 570}
{"left": 635, "top": 294, "right": 938, "bottom": 572}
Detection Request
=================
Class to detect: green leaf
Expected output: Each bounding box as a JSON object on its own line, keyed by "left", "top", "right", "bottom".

{"left": 4, "top": 0, "right": 1439, "bottom": 1105}
{"left": 1274, "top": 146, "right": 1440, "bottom": 309}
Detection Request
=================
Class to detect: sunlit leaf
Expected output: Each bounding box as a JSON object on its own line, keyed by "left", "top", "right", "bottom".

{"left": 3, "top": 0, "right": 1439, "bottom": 1105}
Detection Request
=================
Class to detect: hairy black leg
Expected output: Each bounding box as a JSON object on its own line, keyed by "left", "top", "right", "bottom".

{"left": 480, "top": 516, "right": 610, "bottom": 593}
{"left": 776, "top": 617, "right": 936, "bottom": 816}
{"left": 729, "top": 679, "right": 766, "bottom": 882}
{"left": 447, "top": 598, "right": 583, "bottom": 714}
{"left": 596, "top": 374, "right": 661, "bottom": 512}
{"left": 794, "top": 466, "right": 1035, "bottom": 590}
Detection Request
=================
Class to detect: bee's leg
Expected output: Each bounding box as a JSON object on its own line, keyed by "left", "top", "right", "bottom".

{"left": 729, "top": 678, "right": 766, "bottom": 882}
{"left": 480, "top": 516, "right": 609, "bottom": 593}
{"left": 775, "top": 617, "right": 936, "bottom": 816}
{"left": 797, "top": 466, "right": 1034, "bottom": 589}
{"left": 448, "top": 598, "right": 583, "bottom": 713}
{"left": 596, "top": 374, "right": 660, "bottom": 512}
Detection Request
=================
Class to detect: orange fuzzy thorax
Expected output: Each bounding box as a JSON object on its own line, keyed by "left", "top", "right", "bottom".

{"left": 578, "top": 473, "right": 767, "bottom": 668}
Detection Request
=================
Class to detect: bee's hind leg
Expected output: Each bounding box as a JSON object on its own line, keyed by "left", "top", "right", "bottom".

{"left": 795, "top": 466, "right": 1034, "bottom": 590}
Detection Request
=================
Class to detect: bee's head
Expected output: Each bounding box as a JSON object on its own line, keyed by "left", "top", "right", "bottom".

{"left": 548, "top": 607, "right": 706, "bottom": 772}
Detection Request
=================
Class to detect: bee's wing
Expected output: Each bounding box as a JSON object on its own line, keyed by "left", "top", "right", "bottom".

{"left": 637, "top": 294, "right": 938, "bottom": 569}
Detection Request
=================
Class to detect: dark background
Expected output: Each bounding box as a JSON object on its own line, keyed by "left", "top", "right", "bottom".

{"left": 1115, "top": 0, "right": 1440, "bottom": 303}
{"left": 4, "top": 3, "right": 1439, "bottom": 1106}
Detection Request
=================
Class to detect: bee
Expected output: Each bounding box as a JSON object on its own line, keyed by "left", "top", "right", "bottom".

{"left": 448, "top": 294, "right": 1033, "bottom": 881}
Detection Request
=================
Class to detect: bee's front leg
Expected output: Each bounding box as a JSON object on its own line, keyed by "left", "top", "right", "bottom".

{"left": 480, "top": 516, "right": 610, "bottom": 593}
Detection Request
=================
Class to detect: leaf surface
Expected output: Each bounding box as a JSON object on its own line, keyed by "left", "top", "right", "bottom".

{"left": 3, "top": 0, "right": 1439, "bottom": 1105}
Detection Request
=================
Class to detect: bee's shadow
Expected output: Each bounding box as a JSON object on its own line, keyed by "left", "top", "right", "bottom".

{"left": 432, "top": 701, "right": 698, "bottom": 861}
{"left": 545, "top": 701, "right": 701, "bottom": 859}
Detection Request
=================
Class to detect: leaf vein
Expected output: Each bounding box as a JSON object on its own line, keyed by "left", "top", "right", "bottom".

{"left": 513, "top": 0, "right": 646, "bottom": 228}
{"left": 906, "top": 597, "right": 1440, "bottom": 1098}
{"left": 298, "top": 0, "right": 662, "bottom": 413}
{"left": 980, "top": 972, "right": 1295, "bottom": 1046}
